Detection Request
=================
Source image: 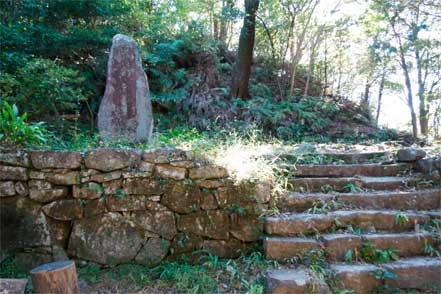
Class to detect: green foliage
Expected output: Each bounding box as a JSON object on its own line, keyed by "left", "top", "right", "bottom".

{"left": 344, "top": 183, "right": 364, "bottom": 193}
{"left": 303, "top": 249, "right": 327, "bottom": 275}
{"left": 77, "top": 262, "right": 102, "bottom": 283}
{"left": 394, "top": 212, "right": 409, "bottom": 226}
{"left": 234, "top": 95, "right": 342, "bottom": 141}
{"left": 75, "top": 252, "right": 271, "bottom": 294}
{"left": 370, "top": 269, "right": 400, "bottom": 294}
{"left": 0, "top": 252, "right": 27, "bottom": 279}
{"left": 306, "top": 200, "right": 340, "bottom": 214}
{"left": 114, "top": 188, "right": 127, "bottom": 198}
{"left": 0, "top": 101, "right": 47, "bottom": 147}
{"left": 359, "top": 242, "right": 399, "bottom": 264}
{"left": 146, "top": 38, "right": 195, "bottom": 104}
{"left": 0, "top": 0, "right": 423, "bottom": 147}
{"left": 344, "top": 249, "right": 354, "bottom": 264}
{"left": 0, "top": 58, "right": 88, "bottom": 121}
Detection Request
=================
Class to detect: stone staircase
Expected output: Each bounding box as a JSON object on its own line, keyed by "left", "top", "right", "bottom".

{"left": 265, "top": 151, "right": 441, "bottom": 294}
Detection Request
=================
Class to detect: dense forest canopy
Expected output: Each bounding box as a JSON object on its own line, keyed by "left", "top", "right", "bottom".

{"left": 1, "top": 0, "right": 440, "bottom": 146}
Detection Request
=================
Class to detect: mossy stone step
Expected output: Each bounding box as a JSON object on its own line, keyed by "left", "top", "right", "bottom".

{"left": 285, "top": 163, "right": 410, "bottom": 177}
{"left": 264, "top": 232, "right": 434, "bottom": 261}
{"left": 289, "top": 176, "right": 420, "bottom": 192}
{"left": 266, "top": 268, "right": 331, "bottom": 294}
{"left": 265, "top": 210, "right": 430, "bottom": 236}
{"left": 282, "top": 189, "right": 441, "bottom": 212}
{"left": 330, "top": 257, "right": 441, "bottom": 293}
{"left": 279, "top": 151, "right": 394, "bottom": 164}
{"left": 267, "top": 258, "right": 441, "bottom": 294}
{"left": 263, "top": 237, "right": 319, "bottom": 260}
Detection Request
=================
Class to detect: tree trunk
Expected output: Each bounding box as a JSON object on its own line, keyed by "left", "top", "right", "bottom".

{"left": 304, "top": 27, "right": 322, "bottom": 97}
{"left": 433, "top": 102, "right": 441, "bottom": 139}
{"left": 403, "top": 63, "right": 418, "bottom": 137}
{"left": 213, "top": 17, "right": 219, "bottom": 40}
{"left": 288, "top": 1, "right": 318, "bottom": 97}
{"left": 415, "top": 47, "right": 429, "bottom": 136}
{"left": 363, "top": 77, "right": 371, "bottom": 104}
{"left": 31, "top": 261, "right": 80, "bottom": 294}
{"left": 392, "top": 21, "right": 418, "bottom": 138}
{"left": 230, "top": 0, "right": 260, "bottom": 99}
{"left": 376, "top": 71, "right": 385, "bottom": 125}
{"left": 322, "top": 35, "right": 328, "bottom": 96}
{"left": 304, "top": 56, "right": 313, "bottom": 97}
{"left": 256, "top": 15, "right": 276, "bottom": 62}
{"left": 219, "top": 0, "right": 233, "bottom": 45}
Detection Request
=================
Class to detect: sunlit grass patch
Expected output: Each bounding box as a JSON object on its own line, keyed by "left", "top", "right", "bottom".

{"left": 76, "top": 252, "right": 277, "bottom": 294}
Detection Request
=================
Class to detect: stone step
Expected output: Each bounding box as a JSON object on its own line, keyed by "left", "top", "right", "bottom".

{"left": 285, "top": 163, "right": 410, "bottom": 178}
{"left": 324, "top": 232, "right": 434, "bottom": 262}
{"left": 265, "top": 210, "right": 430, "bottom": 236}
{"left": 282, "top": 189, "right": 441, "bottom": 212}
{"left": 264, "top": 232, "right": 434, "bottom": 261}
{"left": 331, "top": 257, "right": 441, "bottom": 293}
{"left": 425, "top": 210, "right": 441, "bottom": 220}
{"left": 289, "top": 176, "right": 419, "bottom": 192}
{"left": 266, "top": 268, "right": 331, "bottom": 294}
{"left": 263, "top": 237, "right": 319, "bottom": 260}
{"left": 280, "top": 151, "right": 394, "bottom": 164}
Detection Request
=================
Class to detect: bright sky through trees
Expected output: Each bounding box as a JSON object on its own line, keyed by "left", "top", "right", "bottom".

{"left": 318, "top": 0, "right": 439, "bottom": 130}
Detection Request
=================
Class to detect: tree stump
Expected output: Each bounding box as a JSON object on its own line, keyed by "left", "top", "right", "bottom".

{"left": 30, "top": 260, "right": 80, "bottom": 294}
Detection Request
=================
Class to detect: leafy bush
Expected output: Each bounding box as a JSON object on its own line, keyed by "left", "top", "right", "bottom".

{"left": 146, "top": 37, "right": 197, "bottom": 106}
{"left": 237, "top": 95, "right": 341, "bottom": 140}
{"left": 0, "top": 58, "right": 88, "bottom": 121}
{"left": 0, "top": 101, "right": 47, "bottom": 147}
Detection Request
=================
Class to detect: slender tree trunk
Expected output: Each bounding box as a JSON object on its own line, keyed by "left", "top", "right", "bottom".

{"left": 289, "top": 62, "right": 298, "bottom": 96}
{"left": 213, "top": 18, "right": 219, "bottom": 40}
{"left": 402, "top": 60, "right": 418, "bottom": 137}
{"left": 288, "top": 1, "right": 318, "bottom": 97}
{"left": 278, "top": 5, "right": 296, "bottom": 97}
{"left": 337, "top": 71, "right": 342, "bottom": 95}
{"left": 304, "top": 27, "right": 322, "bottom": 97}
{"left": 363, "top": 77, "right": 371, "bottom": 104}
{"left": 219, "top": 0, "right": 233, "bottom": 45}
{"left": 376, "top": 71, "right": 385, "bottom": 124}
{"left": 219, "top": 0, "right": 227, "bottom": 42}
{"left": 209, "top": 11, "right": 214, "bottom": 38}
{"left": 230, "top": 0, "right": 260, "bottom": 99}
{"left": 415, "top": 48, "right": 429, "bottom": 136}
{"left": 403, "top": 64, "right": 418, "bottom": 137}
{"left": 304, "top": 56, "right": 313, "bottom": 97}
{"left": 256, "top": 15, "right": 276, "bottom": 62}
{"left": 433, "top": 102, "right": 441, "bottom": 139}
{"left": 322, "top": 36, "right": 328, "bottom": 96}
{"left": 392, "top": 22, "right": 418, "bottom": 137}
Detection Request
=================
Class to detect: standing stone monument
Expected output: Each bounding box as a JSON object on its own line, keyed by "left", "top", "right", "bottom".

{"left": 98, "top": 34, "right": 153, "bottom": 143}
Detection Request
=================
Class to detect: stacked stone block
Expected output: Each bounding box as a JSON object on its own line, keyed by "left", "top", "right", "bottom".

{"left": 0, "top": 147, "right": 270, "bottom": 268}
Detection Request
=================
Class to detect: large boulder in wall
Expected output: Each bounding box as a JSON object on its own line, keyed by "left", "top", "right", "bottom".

{"left": 98, "top": 34, "right": 153, "bottom": 143}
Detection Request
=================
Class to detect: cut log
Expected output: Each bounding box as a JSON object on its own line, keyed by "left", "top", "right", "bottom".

{"left": 30, "top": 260, "right": 79, "bottom": 294}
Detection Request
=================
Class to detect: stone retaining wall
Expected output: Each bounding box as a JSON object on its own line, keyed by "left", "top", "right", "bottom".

{"left": 0, "top": 148, "right": 270, "bottom": 268}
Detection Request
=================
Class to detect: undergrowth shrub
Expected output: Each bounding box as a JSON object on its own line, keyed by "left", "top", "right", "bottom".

{"left": 0, "top": 101, "right": 47, "bottom": 147}
{"left": 76, "top": 252, "right": 269, "bottom": 294}
{"left": 0, "top": 57, "right": 88, "bottom": 122}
